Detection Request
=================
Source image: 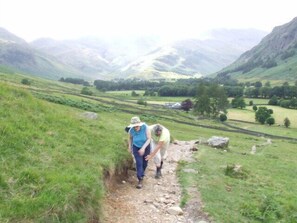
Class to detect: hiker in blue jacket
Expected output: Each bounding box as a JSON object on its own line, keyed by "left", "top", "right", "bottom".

{"left": 128, "top": 116, "right": 151, "bottom": 189}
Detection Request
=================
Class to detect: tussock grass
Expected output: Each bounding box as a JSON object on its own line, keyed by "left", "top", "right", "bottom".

{"left": 0, "top": 83, "right": 131, "bottom": 222}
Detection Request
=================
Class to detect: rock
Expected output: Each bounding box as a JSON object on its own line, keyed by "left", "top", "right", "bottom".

{"left": 207, "top": 136, "right": 229, "bottom": 148}
{"left": 251, "top": 145, "right": 256, "bottom": 154}
{"left": 167, "top": 206, "right": 184, "bottom": 215}
{"left": 80, "top": 112, "right": 98, "bottom": 119}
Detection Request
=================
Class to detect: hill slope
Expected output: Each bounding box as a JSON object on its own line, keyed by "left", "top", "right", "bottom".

{"left": 0, "top": 82, "right": 130, "bottom": 222}
{"left": 0, "top": 28, "right": 87, "bottom": 80}
{"left": 215, "top": 17, "right": 297, "bottom": 83}
{"left": 121, "top": 29, "right": 267, "bottom": 79}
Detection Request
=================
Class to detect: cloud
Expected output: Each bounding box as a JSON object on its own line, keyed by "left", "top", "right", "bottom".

{"left": 0, "top": 0, "right": 296, "bottom": 41}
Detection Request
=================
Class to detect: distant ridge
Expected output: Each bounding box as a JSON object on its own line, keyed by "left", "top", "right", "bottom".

{"left": 1, "top": 26, "right": 267, "bottom": 80}
{"left": 216, "top": 16, "right": 297, "bottom": 83}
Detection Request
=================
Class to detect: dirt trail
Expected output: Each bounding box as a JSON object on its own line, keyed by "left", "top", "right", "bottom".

{"left": 102, "top": 140, "right": 211, "bottom": 223}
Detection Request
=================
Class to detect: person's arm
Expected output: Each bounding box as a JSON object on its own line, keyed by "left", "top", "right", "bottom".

{"left": 138, "top": 127, "right": 151, "bottom": 156}
{"left": 145, "top": 140, "right": 164, "bottom": 161}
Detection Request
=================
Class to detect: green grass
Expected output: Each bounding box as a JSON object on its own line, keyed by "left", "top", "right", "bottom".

{"left": 0, "top": 83, "right": 131, "bottom": 222}
{"left": 228, "top": 105, "right": 297, "bottom": 128}
{"left": 177, "top": 134, "right": 297, "bottom": 223}
{"left": 1, "top": 72, "right": 297, "bottom": 222}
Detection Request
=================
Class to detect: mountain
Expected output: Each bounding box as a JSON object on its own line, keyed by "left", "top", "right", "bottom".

{"left": 215, "top": 17, "right": 297, "bottom": 83}
{"left": 0, "top": 27, "right": 267, "bottom": 80}
{"left": 0, "top": 28, "right": 87, "bottom": 80}
{"left": 122, "top": 29, "right": 267, "bottom": 79}
{"left": 31, "top": 36, "right": 163, "bottom": 79}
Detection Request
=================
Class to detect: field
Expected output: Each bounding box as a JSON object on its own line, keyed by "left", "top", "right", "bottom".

{"left": 1, "top": 73, "right": 297, "bottom": 222}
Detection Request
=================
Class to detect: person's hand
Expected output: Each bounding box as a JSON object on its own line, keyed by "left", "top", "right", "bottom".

{"left": 145, "top": 154, "right": 151, "bottom": 161}
{"left": 138, "top": 148, "right": 145, "bottom": 156}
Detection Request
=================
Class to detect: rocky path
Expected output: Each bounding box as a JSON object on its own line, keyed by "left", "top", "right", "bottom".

{"left": 102, "top": 140, "right": 211, "bottom": 223}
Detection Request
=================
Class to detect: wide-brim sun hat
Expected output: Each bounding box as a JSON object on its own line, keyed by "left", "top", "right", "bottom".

{"left": 128, "top": 116, "right": 144, "bottom": 128}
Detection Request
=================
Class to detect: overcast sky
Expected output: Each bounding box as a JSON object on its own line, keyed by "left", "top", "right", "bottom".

{"left": 0, "top": 0, "right": 296, "bottom": 42}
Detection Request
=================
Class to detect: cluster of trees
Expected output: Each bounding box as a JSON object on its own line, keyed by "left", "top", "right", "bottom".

{"left": 193, "top": 83, "right": 229, "bottom": 118}
{"left": 245, "top": 81, "right": 297, "bottom": 99}
{"left": 59, "top": 77, "right": 90, "bottom": 86}
{"left": 94, "top": 79, "right": 163, "bottom": 92}
{"left": 255, "top": 107, "right": 275, "bottom": 125}
{"left": 93, "top": 78, "right": 297, "bottom": 101}
{"left": 268, "top": 95, "right": 297, "bottom": 109}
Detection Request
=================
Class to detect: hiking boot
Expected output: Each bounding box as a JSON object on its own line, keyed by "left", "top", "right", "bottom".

{"left": 136, "top": 179, "right": 143, "bottom": 189}
{"left": 155, "top": 167, "right": 162, "bottom": 179}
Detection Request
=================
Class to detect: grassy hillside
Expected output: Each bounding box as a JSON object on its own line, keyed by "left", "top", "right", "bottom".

{"left": 1, "top": 72, "right": 297, "bottom": 222}
{"left": 0, "top": 82, "right": 131, "bottom": 222}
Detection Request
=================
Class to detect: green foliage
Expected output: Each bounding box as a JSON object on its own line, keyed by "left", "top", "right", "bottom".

{"left": 240, "top": 194, "right": 283, "bottom": 222}
{"left": 131, "top": 90, "right": 139, "bottom": 97}
{"left": 253, "top": 105, "right": 258, "bottom": 111}
{"left": 225, "top": 164, "right": 249, "bottom": 179}
{"left": 33, "top": 93, "right": 112, "bottom": 112}
{"left": 81, "top": 86, "right": 93, "bottom": 95}
{"left": 268, "top": 95, "right": 278, "bottom": 105}
{"left": 59, "top": 77, "right": 90, "bottom": 86}
{"left": 194, "top": 83, "right": 229, "bottom": 117}
{"left": 249, "top": 100, "right": 253, "bottom": 106}
{"left": 21, "top": 78, "right": 31, "bottom": 85}
{"left": 255, "top": 107, "right": 272, "bottom": 124}
{"left": 219, "top": 114, "right": 227, "bottom": 122}
{"left": 137, "top": 98, "right": 147, "bottom": 106}
{"left": 266, "top": 117, "right": 275, "bottom": 125}
{"left": 284, "top": 117, "right": 291, "bottom": 128}
{"left": 231, "top": 96, "right": 246, "bottom": 109}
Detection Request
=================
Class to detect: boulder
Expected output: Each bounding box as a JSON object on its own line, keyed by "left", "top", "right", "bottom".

{"left": 207, "top": 136, "right": 229, "bottom": 148}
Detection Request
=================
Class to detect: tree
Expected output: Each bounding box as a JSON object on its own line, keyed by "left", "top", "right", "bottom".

{"left": 181, "top": 99, "right": 193, "bottom": 112}
{"left": 253, "top": 105, "right": 258, "bottom": 111}
{"left": 284, "top": 117, "right": 291, "bottom": 128}
{"left": 266, "top": 117, "right": 275, "bottom": 126}
{"left": 231, "top": 96, "right": 246, "bottom": 109}
{"left": 255, "top": 107, "right": 271, "bottom": 124}
{"left": 194, "top": 94, "right": 211, "bottom": 116}
{"left": 249, "top": 100, "right": 253, "bottom": 106}
{"left": 268, "top": 95, "right": 278, "bottom": 105}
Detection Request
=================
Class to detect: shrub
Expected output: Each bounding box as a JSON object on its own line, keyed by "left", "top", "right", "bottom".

{"left": 219, "top": 114, "right": 227, "bottom": 122}
{"left": 253, "top": 105, "right": 258, "bottom": 111}
{"left": 137, "top": 98, "right": 147, "bottom": 106}
{"left": 81, "top": 87, "right": 93, "bottom": 96}
{"left": 21, "top": 78, "right": 31, "bottom": 85}
{"left": 284, "top": 117, "right": 291, "bottom": 128}
{"left": 225, "top": 164, "right": 249, "bottom": 180}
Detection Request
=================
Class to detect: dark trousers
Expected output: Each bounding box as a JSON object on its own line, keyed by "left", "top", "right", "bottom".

{"left": 132, "top": 144, "right": 150, "bottom": 180}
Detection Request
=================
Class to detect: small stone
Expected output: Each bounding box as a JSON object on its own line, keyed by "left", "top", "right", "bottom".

{"left": 167, "top": 206, "right": 184, "bottom": 215}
